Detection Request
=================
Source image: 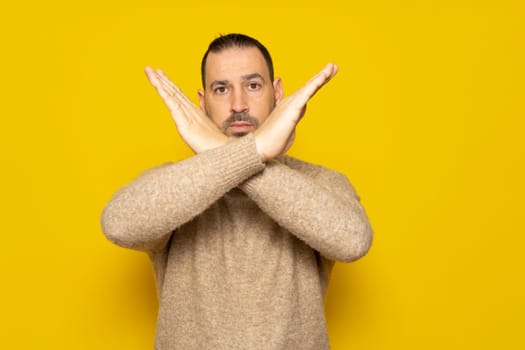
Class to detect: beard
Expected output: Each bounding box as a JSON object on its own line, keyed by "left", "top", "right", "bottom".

{"left": 221, "top": 112, "right": 260, "bottom": 137}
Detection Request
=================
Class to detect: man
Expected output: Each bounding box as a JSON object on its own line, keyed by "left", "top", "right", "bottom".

{"left": 101, "top": 33, "right": 372, "bottom": 349}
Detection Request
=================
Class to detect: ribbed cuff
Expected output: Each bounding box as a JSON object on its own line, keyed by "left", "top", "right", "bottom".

{"left": 203, "top": 133, "right": 266, "bottom": 189}
{"left": 239, "top": 158, "right": 287, "bottom": 195}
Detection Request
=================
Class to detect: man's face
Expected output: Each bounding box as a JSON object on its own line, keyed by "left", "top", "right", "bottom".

{"left": 198, "top": 46, "right": 283, "bottom": 137}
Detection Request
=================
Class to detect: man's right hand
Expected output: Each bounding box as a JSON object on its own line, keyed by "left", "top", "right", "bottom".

{"left": 254, "top": 63, "right": 338, "bottom": 162}
{"left": 145, "top": 67, "right": 228, "bottom": 154}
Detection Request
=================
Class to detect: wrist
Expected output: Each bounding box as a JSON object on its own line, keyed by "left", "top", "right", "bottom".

{"left": 253, "top": 133, "right": 269, "bottom": 162}
{"left": 196, "top": 135, "right": 228, "bottom": 153}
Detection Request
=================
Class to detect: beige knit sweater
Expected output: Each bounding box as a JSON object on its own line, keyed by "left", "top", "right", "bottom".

{"left": 101, "top": 134, "right": 372, "bottom": 349}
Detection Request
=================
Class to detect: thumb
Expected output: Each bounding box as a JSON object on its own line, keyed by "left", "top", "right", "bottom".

{"left": 282, "top": 129, "right": 296, "bottom": 155}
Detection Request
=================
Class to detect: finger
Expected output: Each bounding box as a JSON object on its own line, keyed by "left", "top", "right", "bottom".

{"left": 144, "top": 67, "right": 178, "bottom": 99}
{"left": 145, "top": 67, "right": 174, "bottom": 97}
{"left": 144, "top": 69, "right": 182, "bottom": 114}
{"left": 150, "top": 70, "right": 179, "bottom": 99}
{"left": 145, "top": 66, "right": 163, "bottom": 88}
{"left": 145, "top": 67, "right": 197, "bottom": 124}
{"left": 155, "top": 69, "right": 197, "bottom": 109}
{"left": 156, "top": 69, "right": 180, "bottom": 94}
{"left": 303, "top": 63, "right": 338, "bottom": 96}
{"left": 294, "top": 63, "right": 338, "bottom": 105}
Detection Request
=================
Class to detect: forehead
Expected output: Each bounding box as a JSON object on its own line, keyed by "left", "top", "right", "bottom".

{"left": 205, "top": 47, "right": 270, "bottom": 85}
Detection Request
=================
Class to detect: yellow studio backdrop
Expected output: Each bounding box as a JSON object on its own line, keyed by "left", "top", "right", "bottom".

{"left": 1, "top": 1, "right": 524, "bottom": 349}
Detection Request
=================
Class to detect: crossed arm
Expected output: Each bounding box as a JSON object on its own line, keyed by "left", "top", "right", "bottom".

{"left": 101, "top": 64, "right": 372, "bottom": 260}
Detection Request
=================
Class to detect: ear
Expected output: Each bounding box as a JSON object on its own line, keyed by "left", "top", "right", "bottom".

{"left": 273, "top": 77, "right": 283, "bottom": 103}
{"left": 197, "top": 89, "right": 206, "bottom": 112}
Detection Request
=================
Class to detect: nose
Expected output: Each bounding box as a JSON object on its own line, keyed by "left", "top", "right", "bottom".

{"left": 230, "top": 89, "right": 248, "bottom": 113}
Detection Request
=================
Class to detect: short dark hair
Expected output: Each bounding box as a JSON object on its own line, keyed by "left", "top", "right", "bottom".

{"left": 200, "top": 33, "right": 274, "bottom": 88}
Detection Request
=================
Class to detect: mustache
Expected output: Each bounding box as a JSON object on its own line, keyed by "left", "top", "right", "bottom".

{"left": 222, "top": 112, "right": 260, "bottom": 130}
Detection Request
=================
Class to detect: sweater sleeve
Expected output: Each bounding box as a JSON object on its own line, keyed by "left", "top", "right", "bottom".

{"left": 100, "top": 134, "right": 265, "bottom": 252}
{"left": 239, "top": 159, "right": 373, "bottom": 263}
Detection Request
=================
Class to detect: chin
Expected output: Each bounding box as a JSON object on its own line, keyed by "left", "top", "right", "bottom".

{"left": 230, "top": 132, "right": 249, "bottom": 137}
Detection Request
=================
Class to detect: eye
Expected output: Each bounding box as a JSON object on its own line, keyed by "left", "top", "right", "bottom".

{"left": 247, "top": 82, "right": 261, "bottom": 91}
{"left": 213, "top": 86, "right": 228, "bottom": 94}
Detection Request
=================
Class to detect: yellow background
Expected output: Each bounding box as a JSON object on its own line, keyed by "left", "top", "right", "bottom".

{"left": 2, "top": 0, "right": 524, "bottom": 348}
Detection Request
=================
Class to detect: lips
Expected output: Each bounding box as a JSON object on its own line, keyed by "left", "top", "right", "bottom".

{"left": 222, "top": 112, "right": 260, "bottom": 133}
{"left": 230, "top": 122, "right": 252, "bottom": 127}
{"left": 228, "top": 122, "right": 254, "bottom": 135}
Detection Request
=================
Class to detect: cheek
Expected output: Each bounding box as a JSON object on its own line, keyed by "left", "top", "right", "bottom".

{"left": 205, "top": 100, "right": 230, "bottom": 124}
{"left": 254, "top": 96, "right": 276, "bottom": 121}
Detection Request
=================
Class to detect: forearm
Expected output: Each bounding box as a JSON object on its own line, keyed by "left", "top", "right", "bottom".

{"left": 239, "top": 159, "right": 372, "bottom": 262}
{"left": 101, "top": 134, "right": 265, "bottom": 251}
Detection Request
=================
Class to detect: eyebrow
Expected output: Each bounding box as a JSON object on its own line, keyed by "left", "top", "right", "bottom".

{"left": 210, "top": 80, "right": 228, "bottom": 89}
{"left": 209, "top": 73, "right": 266, "bottom": 90}
{"left": 241, "top": 73, "right": 265, "bottom": 82}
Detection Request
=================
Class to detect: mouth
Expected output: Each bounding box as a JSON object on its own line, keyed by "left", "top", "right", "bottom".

{"left": 228, "top": 122, "right": 253, "bottom": 132}
{"left": 222, "top": 112, "right": 260, "bottom": 136}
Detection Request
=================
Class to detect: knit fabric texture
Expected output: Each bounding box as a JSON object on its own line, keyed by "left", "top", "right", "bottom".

{"left": 101, "top": 133, "right": 373, "bottom": 349}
